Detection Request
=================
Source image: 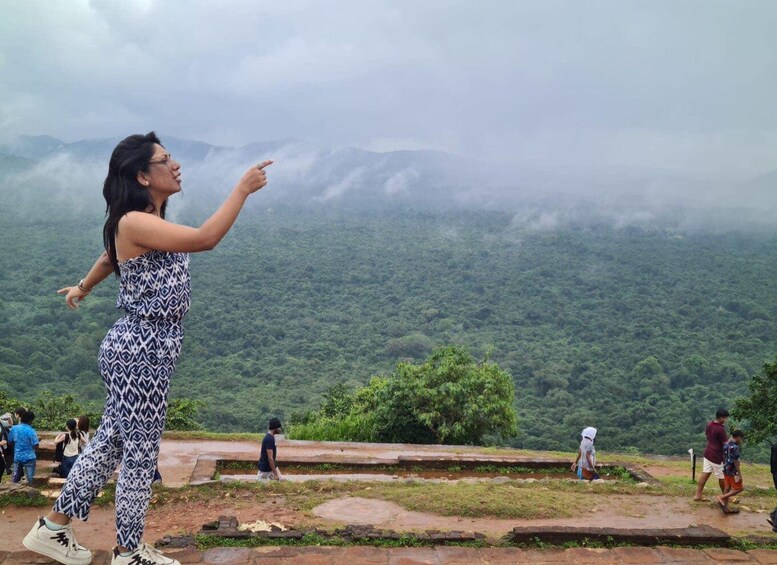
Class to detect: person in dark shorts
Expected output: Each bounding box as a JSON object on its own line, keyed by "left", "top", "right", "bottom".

{"left": 718, "top": 430, "right": 744, "bottom": 514}
{"left": 694, "top": 408, "right": 728, "bottom": 502}
{"left": 257, "top": 418, "right": 283, "bottom": 481}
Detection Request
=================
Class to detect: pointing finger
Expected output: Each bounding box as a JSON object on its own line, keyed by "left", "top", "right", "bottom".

{"left": 256, "top": 160, "right": 274, "bottom": 170}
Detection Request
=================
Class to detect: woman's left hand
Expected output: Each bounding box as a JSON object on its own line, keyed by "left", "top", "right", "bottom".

{"left": 57, "top": 285, "right": 90, "bottom": 309}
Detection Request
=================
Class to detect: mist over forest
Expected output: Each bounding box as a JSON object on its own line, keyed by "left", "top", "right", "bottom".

{"left": 2, "top": 134, "right": 777, "bottom": 458}
{"left": 4, "top": 134, "right": 777, "bottom": 230}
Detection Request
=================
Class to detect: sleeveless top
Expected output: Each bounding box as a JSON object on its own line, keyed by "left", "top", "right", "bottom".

{"left": 116, "top": 250, "right": 191, "bottom": 324}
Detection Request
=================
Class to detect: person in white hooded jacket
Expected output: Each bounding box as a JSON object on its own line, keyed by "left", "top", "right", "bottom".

{"left": 571, "top": 427, "right": 599, "bottom": 480}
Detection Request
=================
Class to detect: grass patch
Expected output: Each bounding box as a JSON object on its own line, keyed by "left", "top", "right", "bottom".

{"left": 361, "top": 482, "right": 587, "bottom": 519}
{"left": 0, "top": 490, "right": 50, "bottom": 507}
{"left": 506, "top": 536, "right": 631, "bottom": 549}
{"left": 286, "top": 415, "right": 378, "bottom": 442}
{"left": 109, "top": 478, "right": 621, "bottom": 520}
{"left": 163, "top": 430, "right": 264, "bottom": 442}
{"left": 729, "top": 538, "right": 777, "bottom": 551}
{"left": 195, "top": 533, "right": 486, "bottom": 550}
{"left": 92, "top": 483, "right": 116, "bottom": 506}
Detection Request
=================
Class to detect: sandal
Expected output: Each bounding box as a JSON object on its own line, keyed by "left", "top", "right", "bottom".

{"left": 693, "top": 497, "right": 710, "bottom": 502}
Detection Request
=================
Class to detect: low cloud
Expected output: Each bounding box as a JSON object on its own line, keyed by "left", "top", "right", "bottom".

{"left": 383, "top": 168, "right": 419, "bottom": 196}
{"left": 4, "top": 134, "right": 777, "bottom": 233}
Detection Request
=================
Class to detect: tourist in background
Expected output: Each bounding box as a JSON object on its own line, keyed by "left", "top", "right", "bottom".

{"left": 0, "top": 412, "right": 12, "bottom": 479}
{"left": 9, "top": 410, "right": 38, "bottom": 484}
{"left": 257, "top": 418, "right": 283, "bottom": 481}
{"left": 718, "top": 430, "right": 745, "bottom": 514}
{"left": 77, "top": 415, "right": 91, "bottom": 445}
{"left": 694, "top": 408, "right": 729, "bottom": 502}
{"left": 55, "top": 419, "right": 85, "bottom": 479}
{"left": 571, "top": 427, "right": 599, "bottom": 480}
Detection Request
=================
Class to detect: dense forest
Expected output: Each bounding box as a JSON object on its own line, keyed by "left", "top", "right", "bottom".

{"left": 2, "top": 136, "right": 777, "bottom": 457}
{"left": 2, "top": 197, "right": 777, "bottom": 457}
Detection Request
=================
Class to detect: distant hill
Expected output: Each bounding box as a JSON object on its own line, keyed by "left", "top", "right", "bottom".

{"left": 0, "top": 153, "right": 35, "bottom": 177}
{"left": 2, "top": 134, "right": 777, "bottom": 232}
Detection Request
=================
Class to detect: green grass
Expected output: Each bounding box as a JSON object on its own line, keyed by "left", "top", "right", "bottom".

{"left": 195, "top": 533, "right": 486, "bottom": 550}
{"left": 361, "top": 481, "right": 587, "bottom": 519}
{"left": 194, "top": 531, "right": 777, "bottom": 551}
{"left": 162, "top": 430, "right": 264, "bottom": 442}
{"left": 90, "top": 483, "right": 117, "bottom": 506}
{"left": 0, "top": 490, "right": 50, "bottom": 507}
{"left": 285, "top": 415, "right": 378, "bottom": 442}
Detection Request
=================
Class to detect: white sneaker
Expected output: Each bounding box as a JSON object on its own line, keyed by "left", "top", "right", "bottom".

{"left": 22, "top": 517, "right": 93, "bottom": 565}
{"left": 111, "top": 543, "right": 180, "bottom": 565}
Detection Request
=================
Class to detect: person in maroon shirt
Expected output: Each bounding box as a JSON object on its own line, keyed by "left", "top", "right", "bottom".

{"left": 694, "top": 408, "right": 729, "bottom": 502}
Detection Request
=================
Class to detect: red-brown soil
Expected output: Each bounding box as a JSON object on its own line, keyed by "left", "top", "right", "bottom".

{"left": 1, "top": 438, "right": 773, "bottom": 552}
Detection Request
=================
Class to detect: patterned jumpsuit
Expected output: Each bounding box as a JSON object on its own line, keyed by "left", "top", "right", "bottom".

{"left": 53, "top": 250, "right": 191, "bottom": 550}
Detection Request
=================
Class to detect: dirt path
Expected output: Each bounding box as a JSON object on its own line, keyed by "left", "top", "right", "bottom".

{"left": 0, "top": 495, "right": 307, "bottom": 552}
{"left": 2, "top": 490, "right": 768, "bottom": 552}
{"left": 2, "top": 438, "right": 773, "bottom": 552}
{"left": 311, "top": 494, "right": 771, "bottom": 538}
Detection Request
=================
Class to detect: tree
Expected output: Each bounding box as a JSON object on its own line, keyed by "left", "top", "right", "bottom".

{"left": 733, "top": 356, "right": 777, "bottom": 445}
{"left": 31, "top": 391, "right": 96, "bottom": 431}
{"left": 165, "top": 398, "right": 205, "bottom": 431}
{"left": 373, "top": 345, "right": 518, "bottom": 445}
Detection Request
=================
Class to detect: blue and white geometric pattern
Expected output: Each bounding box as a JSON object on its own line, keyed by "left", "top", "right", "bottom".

{"left": 53, "top": 250, "right": 190, "bottom": 550}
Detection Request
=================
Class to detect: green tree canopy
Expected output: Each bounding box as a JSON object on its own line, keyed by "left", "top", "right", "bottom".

{"left": 734, "top": 355, "right": 777, "bottom": 445}
{"left": 290, "top": 345, "right": 518, "bottom": 445}
{"left": 374, "top": 345, "right": 518, "bottom": 444}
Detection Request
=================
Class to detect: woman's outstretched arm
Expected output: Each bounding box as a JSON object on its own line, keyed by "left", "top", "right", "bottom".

{"left": 119, "top": 161, "right": 273, "bottom": 255}
{"left": 57, "top": 251, "right": 114, "bottom": 309}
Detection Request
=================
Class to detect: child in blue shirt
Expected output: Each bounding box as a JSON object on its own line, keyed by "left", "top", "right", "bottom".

{"left": 9, "top": 410, "right": 39, "bottom": 484}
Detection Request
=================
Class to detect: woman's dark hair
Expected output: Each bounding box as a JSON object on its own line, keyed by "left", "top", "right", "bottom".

{"left": 103, "top": 132, "right": 166, "bottom": 274}
{"left": 77, "top": 415, "right": 90, "bottom": 434}
{"left": 66, "top": 418, "right": 78, "bottom": 441}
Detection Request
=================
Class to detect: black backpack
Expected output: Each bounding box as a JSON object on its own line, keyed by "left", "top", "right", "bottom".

{"left": 53, "top": 439, "right": 65, "bottom": 463}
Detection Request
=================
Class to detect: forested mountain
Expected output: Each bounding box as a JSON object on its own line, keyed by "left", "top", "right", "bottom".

{"left": 1, "top": 136, "right": 776, "bottom": 457}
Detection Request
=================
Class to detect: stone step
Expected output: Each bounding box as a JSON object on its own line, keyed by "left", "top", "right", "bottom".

{"left": 507, "top": 524, "right": 730, "bottom": 546}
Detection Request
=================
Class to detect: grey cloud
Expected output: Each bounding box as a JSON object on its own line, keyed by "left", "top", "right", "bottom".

{"left": 1, "top": 0, "right": 776, "bottom": 178}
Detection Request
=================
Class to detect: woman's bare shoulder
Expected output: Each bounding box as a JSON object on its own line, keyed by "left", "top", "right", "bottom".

{"left": 119, "top": 211, "right": 163, "bottom": 229}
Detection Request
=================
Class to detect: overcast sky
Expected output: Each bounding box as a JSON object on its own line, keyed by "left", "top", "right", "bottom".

{"left": 2, "top": 0, "right": 777, "bottom": 178}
